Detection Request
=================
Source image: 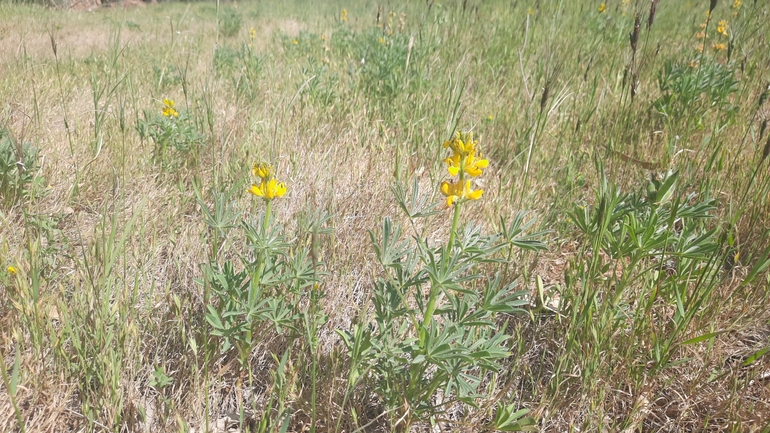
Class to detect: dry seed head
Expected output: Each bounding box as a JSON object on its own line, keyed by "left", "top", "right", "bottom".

{"left": 540, "top": 84, "right": 549, "bottom": 112}
{"left": 49, "top": 33, "right": 57, "bottom": 57}
{"left": 759, "top": 83, "right": 770, "bottom": 107}
{"left": 630, "top": 14, "right": 641, "bottom": 54}
{"left": 647, "top": 0, "right": 659, "bottom": 29}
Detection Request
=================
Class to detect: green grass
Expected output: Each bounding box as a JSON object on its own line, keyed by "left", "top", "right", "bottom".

{"left": 1, "top": 0, "right": 769, "bottom": 431}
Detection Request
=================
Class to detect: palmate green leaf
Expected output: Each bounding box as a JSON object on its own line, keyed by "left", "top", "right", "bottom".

{"left": 370, "top": 217, "right": 411, "bottom": 269}
{"left": 484, "top": 275, "right": 530, "bottom": 314}
{"left": 205, "top": 305, "right": 225, "bottom": 330}
{"left": 459, "top": 223, "right": 507, "bottom": 262}
{"left": 421, "top": 242, "right": 476, "bottom": 293}
{"left": 194, "top": 184, "right": 242, "bottom": 234}
{"left": 654, "top": 170, "right": 678, "bottom": 206}
{"left": 391, "top": 177, "right": 443, "bottom": 220}
{"left": 499, "top": 212, "right": 549, "bottom": 252}
{"left": 493, "top": 403, "right": 538, "bottom": 432}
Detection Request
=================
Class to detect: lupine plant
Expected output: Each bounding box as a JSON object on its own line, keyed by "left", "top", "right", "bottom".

{"left": 338, "top": 131, "right": 541, "bottom": 432}
{"left": 136, "top": 98, "right": 205, "bottom": 169}
{"left": 201, "top": 162, "right": 330, "bottom": 431}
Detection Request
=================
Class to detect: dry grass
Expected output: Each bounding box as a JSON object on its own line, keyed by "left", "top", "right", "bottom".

{"left": 1, "top": 0, "right": 770, "bottom": 432}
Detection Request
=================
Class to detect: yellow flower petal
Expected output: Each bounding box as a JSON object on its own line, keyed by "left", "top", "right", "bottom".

{"left": 248, "top": 183, "right": 265, "bottom": 197}
{"left": 274, "top": 181, "right": 287, "bottom": 198}
{"left": 467, "top": 189, "right": 483, "bottom": 200}
{"left": 440, "top": 181, "right": 453, "bottom": 197}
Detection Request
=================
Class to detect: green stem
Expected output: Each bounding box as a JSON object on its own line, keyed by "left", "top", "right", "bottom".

{"left": 423, "top": 198, "right": 462, "bottom": 334}
{"left": 309, "top": 287, "right": 318, "bottom": 433}
{"left": 264, "top": 200, "right": 273, "bottom": 233}
{"left": 447, "top": 200, "right": 462, "bottom": 256}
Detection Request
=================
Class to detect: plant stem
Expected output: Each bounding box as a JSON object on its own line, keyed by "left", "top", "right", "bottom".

{"left": 264, "top": 200, "right": 273, "bottom": 233}
{"left": 423, "top": 199, "right": 462, "bottom": 333}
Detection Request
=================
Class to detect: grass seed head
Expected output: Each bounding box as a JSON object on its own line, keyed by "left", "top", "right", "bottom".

{"left": 763, "top": 135, "right": 770, "bottom": 164}
{"left": 630, "top": 14, "right": 641, "bottom": 54}
{"left": 647, "top": 0, "right": 659, "bottom": 29}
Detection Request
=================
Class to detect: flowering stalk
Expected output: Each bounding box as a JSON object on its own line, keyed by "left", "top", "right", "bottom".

{"left": 248, "top": 162, "right": 287, "bottom": 287}
{"left": 423, "top": 131, "right": 488, "bottom": 332}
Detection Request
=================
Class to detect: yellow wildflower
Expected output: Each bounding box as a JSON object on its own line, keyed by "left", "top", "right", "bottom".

{"left": 249, "top": 178, "right": 287, "bottom": 200}
{"left": 252, "top": 162, "right": 274, "bottom": 181}
{"left": 440, "top": 179, "right": 483, "bottom": 207}
{"left": 378, "top": 37, "right": 385, "bottom": 44}
{"left": 162, "top": 99, "right": 178, "bottom": 117}
{"left": 598, "top": 3, "right": 606, "bottom": 13}
{"left": 321, "top": 35, "right": 327, "bottom": 41}
{"left": 733, "top": 0, "right": 741, "bottom": 9}
{"left": 444, "top": 151, "right": 489, "bottom": 177}
{"left": 341, "top": 9, "right": 348, "bottom": 22}
{"left": 443, "top": 131, "right": 478, "bottom": 158}
{"left": 716, "top": 20, "right": 728, "bottom": 36}
{"left": 7, "top": 266, "right": 17, "bottom": 275}
{"left": 249, "top": 27, "right": 257, "bottom": 40}
{"left": 440, "top": 130, "right": 488, "bottom": 207}
{"left": 292, "top": 39, "right": 298, "bottom": 45}
{"left": 712, "top": 42, "right": 726, "bottom": 51}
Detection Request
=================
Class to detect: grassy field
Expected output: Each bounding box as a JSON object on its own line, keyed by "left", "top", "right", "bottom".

{"left": 1, "top": 0, "right": 770, "bottom": 431}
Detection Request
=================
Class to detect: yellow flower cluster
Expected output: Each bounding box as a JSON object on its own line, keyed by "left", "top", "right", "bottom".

{"left": 162, "top": 99, "right": 178, "bottom": 117}
{"left": 7, "top": 266, "right": 17, "bottom": 275}
{"left": 598, "top": 3, "right": 606, "bottom": 13}
{"left": 716, "top": 20, "right": 729, "bottom": 36}
{"left": 440, "top": 131, "right": 488, "bottom": 207}
{"left": 248, "top": 162, "right": 287, "bottom": 201}
{"left": 341, "top": 9, "right": 348, "bottom": 22}
{"left": 249, "top": 27, "right": 257, "bottom": 40}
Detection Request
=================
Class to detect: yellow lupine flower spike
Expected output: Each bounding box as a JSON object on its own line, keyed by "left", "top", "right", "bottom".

{"left": 441, "top": 180, "right": 462, "bottom": 207}
{"left": 248, "top": 179, "right": 287, "bottom": 200}
{"left": 162, "top": 98, "right": 179, "bottom": 117}
{"left": 252, "top": 162, "right": 274, "bottom": 181}
{"left": 463, "top": 180, "right": 483, "bottom": 200}
{"left": 440, "top": 180, "right": 483, "bottom": 206}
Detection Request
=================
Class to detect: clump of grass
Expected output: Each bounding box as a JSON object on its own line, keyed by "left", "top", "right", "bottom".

{"left": 1, "top": 1, "right": 769, "bottom": 432}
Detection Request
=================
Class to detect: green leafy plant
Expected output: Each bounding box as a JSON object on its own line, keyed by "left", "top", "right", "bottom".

{"left": 339, "top": 132, "right": 546, "bottom": 431}
{"left": 0, "top": 128, "right": 43, "bottom": 207}
{"left": 220, "top": 8, "right": 243, "bottom": 38}
{"left": 136, "top": 99, "right": 205, "bottom": 169}
{"left": 653, "top": 59, "right": 739, "bottom": 124}
{"left": 199, "top": 164, "right": 332, "bottom": 430}
{"left": 557, "top": 169, "right": 731, "bottom": 399}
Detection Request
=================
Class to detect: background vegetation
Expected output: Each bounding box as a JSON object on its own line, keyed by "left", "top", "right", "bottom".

{"left": 1, "top": 0, "right": 769, "bottom": 431}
